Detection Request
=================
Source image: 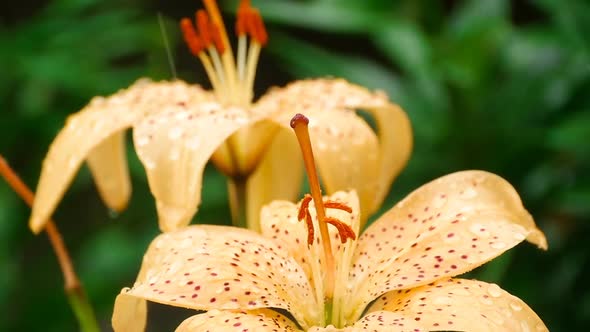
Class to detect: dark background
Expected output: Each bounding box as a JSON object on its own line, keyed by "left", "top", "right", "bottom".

{"left": 1, "top": 0, "right": 589, "bottom": 330}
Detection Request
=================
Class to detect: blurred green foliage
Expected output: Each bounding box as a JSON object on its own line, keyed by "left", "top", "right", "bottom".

{"left": 1, "top": 0, "right": 589, "bottom": 331}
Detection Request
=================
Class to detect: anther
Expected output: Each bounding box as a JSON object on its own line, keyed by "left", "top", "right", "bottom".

{"left": 297, "top": 195, "right": 315, "bottom": 246}
{"left": 180, "top": 18, "right": 204, "bottom": 56}
{"left": 196, "top": 10, "right": 213, "bottom": 47}
{"left": 324, "top": 217, "right": 357, "bottom": 244}
{"left": 324, "top": 201, "right": 353, "bottom": 214}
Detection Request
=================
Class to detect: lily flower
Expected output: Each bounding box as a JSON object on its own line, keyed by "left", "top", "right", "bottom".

{"left": 28, "top": 0, "right": 411, "bottom": 234}
{"left": 112, "top": 115, "right": 548, "bottom": 331}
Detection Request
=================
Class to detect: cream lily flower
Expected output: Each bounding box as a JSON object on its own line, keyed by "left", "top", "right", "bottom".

{"left": 28, "top": 0, "right": 411, "bottom": 234}
{"left": 112, "top": 116, "right": 547, "bottom": 331}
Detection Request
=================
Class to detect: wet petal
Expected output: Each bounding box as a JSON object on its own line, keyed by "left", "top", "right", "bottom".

{"left": 245, "top": 129, "right": 303, "bottom": 232}
{"left": 347, "top": 171, "right": 547, "bottom": 321}
{"left": 256, "top": 78, "right": 399, "bottom": 223}
{"left": 29, "top": 79, "right": 214, "bottom": 233}
{"left": 351, "top": 311, "right": 424, "bottom": 332}
{"left": 133, "top": 102, "right": 250, "bottom": 232}
{"left": 86, "top": 132, "right": 131, "bottom": 213}
{"left": 124, "top": 225, "right": 321, "bottom": 329}
{"left": 175, "top": 309, "right": 302, "bottom": 331}
{"left": 367, "top": 278, "right": 548, "bottom": 332}
{"left": 112, "top": 290, "right": 147, "bottom": 332}
{"left": 363, "top": 103, "right": 412, "bottom": 216}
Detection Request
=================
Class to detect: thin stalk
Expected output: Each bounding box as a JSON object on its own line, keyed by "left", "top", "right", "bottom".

{"left": 0, "top": 156, "right": 100, "bottom": 332}
{"left": 227, "top": 177, "right": 250, "bottom": 231}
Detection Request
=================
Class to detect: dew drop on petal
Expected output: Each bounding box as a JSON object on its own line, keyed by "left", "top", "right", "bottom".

{"left": 168, "top": 126, "right": 183, "bottom": 140}
{"left": 460, "top": 187, "right": 478, "bottom": 199}
{"left": 490, "top": 241, "right": 507, "bottom": 249}
{"left": 108, "top": 209, "right": 120, "bottom": 219}
{"left": 513, "top": 232, "right": 526, "bottom": 241}
{"left": 510, "top": 300, "right": 523, "bottom": 312}
{"left": 136, "top": 135, "right": 150, "bottom": 147}
{"left": 487, "top": 284, "right": 502, "bottom": 298}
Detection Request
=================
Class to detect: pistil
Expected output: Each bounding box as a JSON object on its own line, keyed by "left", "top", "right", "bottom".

{"left": 291, "top": 114, "right": 336, "bottom": 300}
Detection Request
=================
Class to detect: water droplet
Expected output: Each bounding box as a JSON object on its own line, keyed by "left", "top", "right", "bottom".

{"left": 469, "top": 223, "right": 490, "bottom": 238}
{"left": 169, "top": 149, "right": 180, "bottom": 161}
{"left": 67, "top": 156, "right": 77, "bottom": 169}
{"left": 186, "top": 136, "right": 201, "bottom": 150}
{"left": 144, "top": 159, "right": 156, "bottom": 170}
{"left": 108, "top": 209, "right": 119, "bottom": 219}
{"left": 487, "top": 284, "right": 502, "bottom": 298}
{"left": 168, "top": 126, "right": 183, "bottom": 140}
{"left": 513, "top": 232, "right": 526, "bottom": 241}
{"left": 510, "top": 300, "right": 523, "bottom": 312}
{"left": 136, "top": 135, "right": 150, "bottom": 147}
{"left": 490, "top": 242, "right": 507, "bottom": 249}
{"left": 460, "top": 187, "right": 478, "bottom": 199}
{"left": 432, "top": 195, "right": 447, "bottom": 208}
{"left": 433, "top": 295, "right": 452, "bottom": 305}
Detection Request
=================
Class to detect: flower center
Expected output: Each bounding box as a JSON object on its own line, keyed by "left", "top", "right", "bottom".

{"left": 290, "top": 113, "right": 356, "bottom": 314}
{"left": 180, "top": 0, "right": 267, "bottom": 107}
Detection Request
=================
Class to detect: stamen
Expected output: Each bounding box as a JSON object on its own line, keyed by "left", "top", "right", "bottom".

{"left": 297, "top": 194, "right": 312, "bottom": 221}
{"left": 180, "top": 18, "right": 204, "bottom": 56}
{"left": 324, "top": 201, "right": 353, "bottom": 214}
{"left": 297, "top": 195, "right": 315, "bottom": 246}
{"left": 324, "top": 217, "right": 357, "bottom": 244}
{"left": 248, "top": 10, "right": 268, "bottom": 46}
{"left": 196, "top": 10, "right": 213, "bottom": 48}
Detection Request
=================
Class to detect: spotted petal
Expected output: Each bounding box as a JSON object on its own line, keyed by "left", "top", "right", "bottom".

{"left": 346, "top": 170, "right": 547, "bottom": 322}
{"left": 175, "top": 309, "right": 301, "bottom": 331}
{"left": 256, "top": 78, "right": 411, "bottom": 223}
{"left": 120, "top": 225, "right": 321, "bottom": 329}
{"left": 133, "top": 102, "right": 251, "bottom": 231}
{"left": 367, "top": 278, "right": 548, "bottom": 331}
{"left": 29, "top": 79, "right": 211, "bottom": 233}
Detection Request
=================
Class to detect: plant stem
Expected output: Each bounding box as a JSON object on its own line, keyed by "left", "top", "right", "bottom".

{"left": 0, "top": 156, "right": 100, "bottom": 332}
{"left": 227, "top": 177, "right": 250, "bottom": 230}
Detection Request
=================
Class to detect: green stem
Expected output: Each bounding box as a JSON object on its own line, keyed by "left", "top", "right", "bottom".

{"left": 67, "top": 287, "right": 101, "bottom": 332}
{"left": 228, "top": 177, "right": 250, "bottom": 230}
{"left": 0, "top": 156, "right": 101, "bottom": 332}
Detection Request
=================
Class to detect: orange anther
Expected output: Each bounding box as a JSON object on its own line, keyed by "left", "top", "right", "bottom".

{"left": 324, "top": 217, "right": 357, "bottom": 244}
{"left": 250, "top": 10, "right": 268, "bottom": 46}
{"left": 304, "top": 210, "right": 315, "bottom": 246}
{"left": 180, "top": 18, "right": 204, "bottom": 56}
{"left": 210, "top": 23, "right": 225, "bottom": 54}
{"left": 324, "top": 201, "right": 353, "bottom": 214}
{"left": 235, "top": 0, "right": 251, "bottom": 36}
{"left": 298, "top": 194, "right": 313, "bottom": 221}
{"left": 196, "top": 10, "right": 212, "bottom": 47}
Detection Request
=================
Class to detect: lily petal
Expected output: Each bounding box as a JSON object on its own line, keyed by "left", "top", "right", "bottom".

{"left": 133, "top": 103, "right": 250, "bottom": 231}
{"left": 347, "top": 171, "right": 547, "bottom": 321}
{"left": 175, "top": 309, "right": 302, "bottom": 331}
{"left": 112, "top": 290, "right": 147, "bottom": 332}
{"left": 246, "top": 129, "right": 304, "bottom": 232}
{"left": 29, "top": 79, "right": 205, "bottom": 233}
{"left": 256, "top": 78, "right": 406, "bottom": 223}
{"left": 363, "top": 103, "right": 412, "bottom": 216}
{"left": 367, "top": 278, "right": 548, "bottom": 331}
{"left": 121, "top": 225, "right": 320, "bottom": 329}
{"left": 86, "top": 132, "right": 131, "bottom": 213}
